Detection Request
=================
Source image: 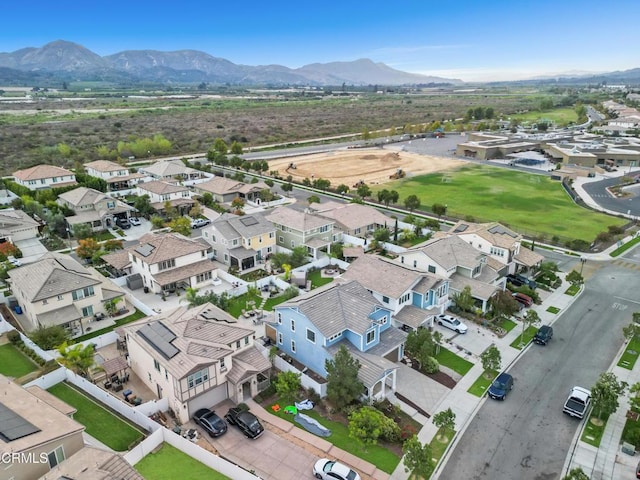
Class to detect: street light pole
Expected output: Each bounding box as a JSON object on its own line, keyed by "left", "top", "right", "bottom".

{"left": 579, "top": 257, "right": 587, "bottom": 275}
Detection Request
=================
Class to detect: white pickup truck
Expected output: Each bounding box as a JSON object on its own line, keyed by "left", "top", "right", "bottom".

{"left": 563, "top": 386, "right": 591, "bottom": 419}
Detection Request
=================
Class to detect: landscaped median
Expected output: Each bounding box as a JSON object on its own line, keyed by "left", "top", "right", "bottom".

{"left": 610, "top": 235, "right": 640, "bottom": 258}
{"left": 510, "top": 326, "right": 538, "bottom": 350}
{"left": 467, "top": 370, "right": 498, "bottom": 398}
{"left": 581, "top": 411, "right": 609, "bottom": 448}
{"left": 618, "top": 337, "right": 640, "bottom": 370}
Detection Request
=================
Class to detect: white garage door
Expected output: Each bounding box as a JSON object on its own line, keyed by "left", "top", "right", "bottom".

{"left": 187, "top": 383, "right": 228, "bottom": 417}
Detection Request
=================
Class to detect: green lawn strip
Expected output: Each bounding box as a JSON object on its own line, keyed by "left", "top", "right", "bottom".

{"left": 74, "top": 308, "right": 147, "bottom": 342}
{"left": 266, "top": 403, "right": 400, "bottom": 473}
{"left": 374, "top": 164, "right": 625, "bottom": 242}
{"left": 546, "top": 306, "right": 561, "bottom": 314}
{"left": 134, "top": 443, "right": 230, "bottom": 480}
{"left": 581, "top": 412, "right": 609, "bottom": 448}
{"left": 94, "top": 230, "right": 116, "bottom": 241}
{"left": 435, "top": 348, "right": 474, "bottom": 376}
{"left": 565, "top": 284, "right": 580, "bottom": 296}
{"left": 0, "top": 343, "right": 38, "bottom": 377}
{"left": 618, "top": 337, "right": 640, "bottom": 369}
{"left": 48, "top": 382, "right": 144, "bottom": 451}
{"left": 263, "top": 295, "right": 293, "bottom": 311}
{"left": 225, "top": 292, "right": 262, "bottom": 318}
{"left": 429, "top": 427, "right": 455, "bottom": 464}
{"left": 610, "top": 236, "right": 640, "bottom": 257}
{"left": 499, "top": 319, "right": 517, "bottom": 333}
{"left": 467, "top": 370, "right": 498, "bottom": 397}
{"left": 307, "top": 269, "right": 334, "bottom": 288}
{"left": 510, "top": 326, "right": 538, "bottom": 350}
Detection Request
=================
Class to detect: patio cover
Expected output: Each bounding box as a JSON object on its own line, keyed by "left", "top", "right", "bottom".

{"left": 36, "top": 304, "right": 81, "bottom": 327}
{"left": 102, "top": 356, "right": 129, "bottom": 378}
{"left": 228, "top": 246, "right": 256, "bottom": 260}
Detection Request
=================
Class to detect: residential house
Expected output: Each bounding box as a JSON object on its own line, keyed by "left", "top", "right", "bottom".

{"left": 308, "top": 201, "right": 396, "bottom": 238}
{"left": 341, "top": 254, "right": 449, "bottom": 331}
{"left": 0, "top": 374, "right": 85, "bottom": 480}
{"left": 136, "top": 181, "right": 194, "bottom": 216}
{"left": 8, "top": 252, "right": 126, "bottom": 333}
{"left": 39, "top": 446, "right": 144, "bottom": 480}
{"left": 122, "top": 303, "right": 271, "bottom": 423}
{"left": 445, "top": 221, "right": 544, "bottom": 275}
{"left": 193, "top": 177, "right": 271, "bottom": 204}
{"left": 103, "top": 232, "right": 217, "bottom": 294}
{"left": 13, "top": 165, "right": 77, "bottom": 191}
{"left": 399, "top": 236, "right": 501, "bottom": 312}
{"left": 265, "top": 206, "right": 337, "bottom": 258}
{"left": 202, "top": 213, "right": 276, "bottom": 272}
{"left": 84, "top": 159, "right": 146, "bottom": 193}
{"left": 57, "top": 187, "right": 134, "bottom": 232}
{"left": 0, "top": 209, "right": 40, "bottom": 243}
{"left": 272, "top": 280, "right": 407, "bottom": 403}
{"left": 138, "top": 159, "right": 208, "bottom": 183}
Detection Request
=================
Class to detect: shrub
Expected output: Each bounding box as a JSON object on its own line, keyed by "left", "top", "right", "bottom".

{"left": 424, "top": 356, "right": 439, "bottom": 374}
{"left": 624, "top": 424, "right": 640, "bottom": 448}
{"left": 7, "top": 330, "right": 21, "bottom": 344}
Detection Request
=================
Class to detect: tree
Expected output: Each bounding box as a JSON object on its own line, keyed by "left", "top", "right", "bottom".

{"left": 189, "top": 202, "right": 203, "bottom": 219}
{"left": 566, "top": 270, "right": 584, "bottom": 286}
{"left": 104, "top": 298, "right": 119, "bottom": 317}
{"left": 451, "top": 285, "right": 475, "bottom": 313}
{"left": 348, "top": 406, "right": 399, "bottom": 447}
{"left": 591, "top": 371, "right": 627, "bottom": 420}
{"left": 29, "top": 325, "right": 70, "bottom": 350}
{"left": 336, "top": 184, "right": 349, "bottom": 195}
{"left": 372, "top": 227, "right": 390, "bottom": 243}
{"left": 519, "top": 309, "right": 541, "bottom": 346}
{"left": 167, "top": 217, "right": 191, "bottom": 237}
{"left": 72, "top": 223, "right": 93, "bottom": 240}
{"left": 213, "top": 138, "right": 228, "bottom": 155}
{"left": 325, "top": 345, "right": 364, "bottom": 410}
{"left": 281, "top": 182, "right": 293, "bottom": 195}
{"left": 273, "top": 371, "right": 302, "bottom": 403}
{"left": 307, "top": 195, "right": 320, "bottom": 204}
{"left": 432, "top": 203, "right": 447, "bottom": 218}
{"left": 57, "top": 342, "right": 95, "bottom": 376}
{"left": 356, "top": 183, "right": 371, "bottom": 200}
{"left": 163, "top": 200, "right": 177, "bottom": 220}
{"left": 181, "top": 287, "right": 201, "bottom": 308}
{"left": 230, "top": 141, "right": 243, "bottom": 155}
{"left": 231, "top": 197, "right": 245, "bottom": 210}
{"left": 133, "top": 194, "right": 155, "bottom": 218}
{"left": 432, "top": 408, "right": 456, "bottom": 433}
{"left": 377, "top": 189, "right": 391, "bottom": 206}
{"left": 76, "top": 238, "right": 101, "bottom": 260}
{"left": 562, "top": 468, "right": 589, "bottom": 480}
{"left": 480, "top": 345, "right": 502, "bottom": 373}
{"left": 289, "top": 246, "right": 309, "bottom": 268}
{"left": 404, "top": 195, "right": 421, "bottom": 212}
{"left": 403, "top": 435, "right": 435, "bottom": 479}
{"left": 313, "top": 178, "right": 331, "bottom": 191}
{"left": 623, "top": 322, "right": 640, "bottom": 342}
{"left": 103, "top": 239, "right": 124, "bottom": 252}
{"left": 200, "top": 192, "right": 214, "bottom": 208}
{"left": 490, "top": 290, "right": 520, "bottom": 320}
{"left": 405, "top": 328, "right": 436, "bottom": 371}
{"left": 150, "top": 215, "right": 166, "bottom": 229}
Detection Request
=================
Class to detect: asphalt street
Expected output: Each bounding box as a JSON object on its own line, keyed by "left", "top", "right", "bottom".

{"left": 583, "top": 177, "right": 640, "bottom": 217}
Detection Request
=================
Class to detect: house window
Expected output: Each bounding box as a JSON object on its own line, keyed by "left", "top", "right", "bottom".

{"left": 187, "top": 368, "right": 209, "bottom": 389}
{"left": 413, "top": 260, "right": 417, "bottom": 268}
{"left": 279, "top": 236, "right": 284, "bottom": 243}
{"left": 354, "top": 227, "right": 361, "bottom": 234}
{"left": 366, "top": 330, "right": 375, "bottom": 344}
{"left": 224, "top": 254, "right": 229, "bottom": 262}
{"left": 245, "top": 336, "right": 249, "bottom": 345}
{"left": 182, "top": 190, "right": 190, "bottom": 197}
{"left": 400, "top": 256, "right": 404, "bottom": 264}
{"left": 428, "top": 265, "right": 436, "bottom": 273}
{"left": 278, "top": 332, "right": 283, "bottom": 345}
{"left": 232, "top": 239, "right": 239, "bottom": 246}
{"left": 81, "top": 305, "right": 94, "bottom": 317}
{"left": 158, "top": 259, "right": 176, "bottom": 271}
{"left": 267, "top": 246, "right": 272, "bottom": 253}
{"left": 306, "top": 329, "right": 316, "bottom": 343}
{"left": 382, "top": 296, "right": 389, "bottom": 304}
{"left": 57, "top": 295, "right": 63, "bottom": 301}
{"left": 291, "top": 240, "right": 295, "bottom": 248}
{"left": 72, "top": 286, "right": 95, "bottom": 301}
{"left": 153, "top": 359, "right": 160, "bottom": 372}
{"left": 196, "top": 271, "right": 212, "bottom": 283}
{"left": 211, "top": 234, "right": 216, "bottom": 242}
{"left": 236, "top": 340, "right": 240, "bottom": 348}
{"left": 165, "top": 368, "right": 168, "bottom": 380}
{"left": 42, "top": 299, "right": 48, "bottom": 305}
{"left": 327, "top": 332, "right": 343, "bottom": 342}
{"left": 220, "top": 358, "right": 226, "bottom": 371}
{"left": 490, "top": 247, "right": 505, "bottom": 257}
{"left": 269, "top": 232, "right": 274, "bottom": 238}
{"left": 277, "top": 312, "right": 282, "bottom": 324}
{"left": 47, "top": 446, "right": 65, "bottom": 468}
{"left": 319, "top": 225, "right": 328, "bottom": 232}
{"left": 291, "top": 319, "right": 295, "bottom": 332}
{"left": 107, "top": 201, "right": 115, "bottom": 209}
{"left": 291, "top": 340, "right": 296, "bottom": 353}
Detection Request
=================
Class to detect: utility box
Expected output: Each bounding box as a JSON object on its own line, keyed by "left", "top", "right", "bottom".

{"left": 622, "top": 442, "right": 636, "bottom": 456}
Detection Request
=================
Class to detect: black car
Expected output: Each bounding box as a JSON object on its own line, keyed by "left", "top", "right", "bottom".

{"left": 508, "top": 273, "right": 536, "bottom": 289}
{"left": 533, "top": 325, "right": 553, "bottom": 345}
{"left": 488, "top": 372, "right": 514, "bottom": 400}
{"left": 224, "top": 407, "right": 264, "bottom": 439}
{"left": 193, "top": 408, "right": 227, "bottom": 437}
{"left": 505, "top": 274, "right": 524, "bottom": 287}
{"left": 116, "top": 217, "right": 131, "bottom": 229}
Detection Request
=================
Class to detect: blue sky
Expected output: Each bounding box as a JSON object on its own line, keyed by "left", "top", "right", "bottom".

{"left": 2, "top": 0, "right": 638, "bottom": 82}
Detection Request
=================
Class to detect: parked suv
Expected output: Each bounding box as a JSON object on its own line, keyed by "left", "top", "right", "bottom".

{"left": 488, "top": 372, "right": 514, "bottom": 400}
{"left": 533, "top": 325, "right": 553, "bottom": 345}
{"left": 507, "top": 273, "right": 536, "bottom": 289}
{"left": 116, "top": 217, "right": 131, "bottom": 229}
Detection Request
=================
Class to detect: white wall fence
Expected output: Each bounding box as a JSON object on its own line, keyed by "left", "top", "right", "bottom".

{"left": 125, "top": 427, "right": 260, "bottom": 480}
{"left": 291, "top": 256, "right": 349, "bottom": 274}
{"left": 273, "top": 354, "right": 327, "bottom": 398}
{"left": 16, "top": 329, "right": 56, "bottom": 362}
{"left": 24, "top": 365, "right": 67, "bottom": 389}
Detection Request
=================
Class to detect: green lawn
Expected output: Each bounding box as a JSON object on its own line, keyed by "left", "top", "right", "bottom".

{"left": 467, "top": 370, "right": 498, "bottom": 397}
{"left": 0, "top": 343, "right": 38, "bottom": 377}
{"left": 435, "top": 348, "right": 474, "bottom": 376}
{"left": 307, "top": 269, "right": 335, "bottom": 288}
{"left": 47, "top": 382, "right": 144, "bottom": 451}
{"left": 74, "top": 308, "right": 147, "bottom": 342}
{"left": 610, "top": 236, "right": 640, "bottom": 257}
{"left": 581, "top": 413, "right": 609, "bottom": 448}
{"left": 509, "top": 107, "right": 579, "bottom": 125}
{"left": 618, "top": 337, "right": 640, "bottom": 370}
{"left": 226, "top": 291, "right": 262, "bottom": 318}
{"left": 94, "top": 230, "right": 116, "bottom": 241}
{"left": 499, "top": 319, "right": 517, "bottom": 333}
{"left": 135, "top": 443, "right": 230, "bottom": 480}
{"left": 376, "top": 164, "right": 625, "bottom": 242}
{"left": 510, "top": 326, "right": 538, "bottom": 350}
{"left": 565, "top": 284, "right": 580, "bottom": 296}
{"left": 546, "top": 306, "right": 561, "bottom": 314}
{"left": 430, "top": 427, "right": 455, "bottom": 465}
{"left": 267, "top": 404, "right": 400, "bottom": 473}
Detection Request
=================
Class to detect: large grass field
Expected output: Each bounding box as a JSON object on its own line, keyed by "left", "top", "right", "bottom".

{"left": 379, "top": 164, "right": 625, "bottom": 242}
{"left": 0, "top": 343, "right": 38, "bottom": 377}
{"left": 48, "top": 382, "right": 144, "bottom": 451}
{"left": 134, "top": 443, "right": 230, "bottom": 480}
{"left": 509, "top": 107, "right": 579, "bottom": 125}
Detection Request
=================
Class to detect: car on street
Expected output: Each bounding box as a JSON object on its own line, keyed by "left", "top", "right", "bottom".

{"left": 224, "top": 407, "right": 264, "bottom": 439}
{"left": 191, "top": 218, "right": 211, "bottom": 229}
{"left": 488, "top": 372, "right": 514, "bottom": 400}
{"left": 193, "top": 408, "right": 227, "bottom": 437}
{"left": 436, "top": 314, "right": 468, "bottom": 334}
{"left": 533, "top": 325, "right": 553, "bottom": 345}
{"left": 129, "top": 217, "right": 141, "bottom": 226}
{"left": 313, "top": 458, "right": 361, "bottom": 480}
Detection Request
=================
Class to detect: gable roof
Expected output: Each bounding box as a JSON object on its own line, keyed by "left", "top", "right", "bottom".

{"left": 131, "top": 232, "right": 206, "bottom": 264}
{"left": 8, "top": 252, "right": 101, "bottom": 302}
{"left": 212, "top": 212, "right": 275, "bottom": 240}
{"left": 139, "top": 159, "right": 200, "bottom": 178}
{"left": 84, "top": 160, "right": 128, "bottom": 173}
{"left": 0, "top": 209, "right": 39, "bottom": 233}
{"left": 58, "top": 186, "right": 129, "bottom": 209}
{"left": 195, "top": 176, "right": 269, "bottom": 196}
{"left": 409, "top": 235, "right": 484, "bottom": 270}
{"left": 266, "top": 206, "right": 333, "bottom": 232}
{"left": 310, "top": 202, "right": 395, "bottom": 231}
{"left": 13, "top": 164, "right": 75, "bottom": 181}
{"left": 449, "top": 221, "right": 521, "bottom": 249}
{"left": 137, "top": 180, "right": 189, "bottom": 195}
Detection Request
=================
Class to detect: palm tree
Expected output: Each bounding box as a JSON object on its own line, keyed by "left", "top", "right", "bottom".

{"left": 57, "top": 342, "right": 96, "bottom": 377}
{"left": 181, "top": 287, "right": 201, "bottom": 308}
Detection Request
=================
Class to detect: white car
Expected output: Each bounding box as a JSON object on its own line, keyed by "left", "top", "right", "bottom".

{"left": 191, "top": 218, "right": 210, "bottom": 229}
{"left": 436, "top": 314, "right": 468, "bottom": 334}
{"left": 313, "top": 459, "right": 361, "bottom": 480}
{"left": 129, "top": 217, "right": 141, "bottom": 226}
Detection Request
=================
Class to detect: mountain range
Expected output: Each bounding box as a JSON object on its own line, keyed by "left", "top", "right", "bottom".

{"left": 0, "top": 40, "right": 463, "bottom": 87}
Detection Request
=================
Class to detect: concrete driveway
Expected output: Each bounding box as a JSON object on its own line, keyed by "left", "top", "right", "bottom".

{"left": 394, "top": 363, "right": 450, "bottom": 417}
{"left": 14, "top": 237, "right": 47, "bottom": 264}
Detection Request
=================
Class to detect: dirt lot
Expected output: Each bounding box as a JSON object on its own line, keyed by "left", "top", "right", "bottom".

{"left": 268, "top": 148, "right": 465, "bottom": 187}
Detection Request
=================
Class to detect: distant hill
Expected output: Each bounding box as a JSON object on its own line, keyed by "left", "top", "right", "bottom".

{"left": 0, "top": 40, "right": 463, "bottom": 87}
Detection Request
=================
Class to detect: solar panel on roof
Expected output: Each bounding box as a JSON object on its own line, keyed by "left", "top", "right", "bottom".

{"left": 239, "top": 216, "right": 259, "bottom": 226}
{"left": 0, "top": 402, "right": 41, "bottom": 442}
{"left": 138, "top": 322, "right": 179, "bottom": 360}
{"left": 135, "top": 243, "right": 155, "bottom": 257}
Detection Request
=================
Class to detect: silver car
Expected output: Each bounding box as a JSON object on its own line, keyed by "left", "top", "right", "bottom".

{"left": 436, "top": 314, "right": 468, "bottom": 334}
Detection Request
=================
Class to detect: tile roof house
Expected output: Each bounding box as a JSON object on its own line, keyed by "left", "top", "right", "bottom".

{"left": 0, "top": 208, "right": 40, "bottom": 243}
{"left": 84, "top": 160, "right": 146, "bottom": 193}
{"left": 8, "top": 252, "right": 126, "bottom": 333}
{"left": 0, "top": 374, "right": 85, "bottom": 480}
{"left": 202, "top": 213, "right": 276, "bottom": 272}
{"left": 136, "top": 180, "right": 194, "bottom": 216}
{"left": 193, "top": 176, "right": 271, "bottom": 204}
{"left": 272, "top": 280, "right": 406, "bottom": 403}
{"left": 308, "top": 201, "right": 396, "bottom": 238}
{"left": 13, "top": 164, "right": 77, "bottom": 190}
{"left": 57, "top": 187, "right": 133, "bottom": 232}
{"left": 399, "top": 236, "right": 502, "bottom": 313}
{"left": 341, "top": 254, "right": 449, "bottom": 330}
{"left": 122, "top": 303, "right": 271, "bottom": 424}
{"left": 102, "top": 232, "right": 218, "bottom": 294}
{"left": 39, "top": 445, "right": 144, "bottom": 480}
{"left": 138, "top": 159, "right": 208, "bottom": 182}
{"left": 265, "top": 206, "right": 338, "bottom": 259}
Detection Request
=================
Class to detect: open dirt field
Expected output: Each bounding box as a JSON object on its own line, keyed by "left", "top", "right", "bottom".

{"left": 268, "top": 148, "right": 466, "bottom": 187}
